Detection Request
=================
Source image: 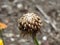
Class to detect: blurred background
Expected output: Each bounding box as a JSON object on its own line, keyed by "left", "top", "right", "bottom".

{"left": 0, "top": 0, "right": 60, "bottom": 45}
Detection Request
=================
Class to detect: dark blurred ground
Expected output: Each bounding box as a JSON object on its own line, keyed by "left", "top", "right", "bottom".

{"left": 0, "top": 0, "right": 60, "bottom": 45}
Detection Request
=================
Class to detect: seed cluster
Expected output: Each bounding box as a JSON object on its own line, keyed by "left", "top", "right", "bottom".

{"left": 18, "top": 13, "right": 42, "bottom": 35}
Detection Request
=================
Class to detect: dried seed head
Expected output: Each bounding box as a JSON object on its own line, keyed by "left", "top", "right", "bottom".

{"left": 18, "top": 13, "right": 42, "bottom": 36}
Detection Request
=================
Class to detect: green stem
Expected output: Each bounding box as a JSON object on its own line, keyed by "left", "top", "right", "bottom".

{"left": 0, "top": 30, "right": 3, "bottom": 38}
{"left": 0, "top": 30, "right": 5, "bottom": 45}
{"left": 33, "top": 37, "right": 39, "bottom": 45}
{"left": 32, "top": 34, "right": 40, "bottom": 45}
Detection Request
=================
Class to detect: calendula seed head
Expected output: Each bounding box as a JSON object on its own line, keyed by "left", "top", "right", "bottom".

{"left": 18, "top": 13, "right": 42, "bottom": 36}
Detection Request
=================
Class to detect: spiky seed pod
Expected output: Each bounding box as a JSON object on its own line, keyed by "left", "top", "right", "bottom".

{"left": 18, "top": 13, "right": 42, "bottom": 36}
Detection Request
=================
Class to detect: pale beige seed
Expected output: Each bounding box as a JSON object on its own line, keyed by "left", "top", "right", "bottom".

{"left": 35, "top": 22, "right": 38, "bottom": 25}
{"left": 22, "top": 22, "right": 24, "bottom": 25}
{"left": 28, "top": 24, "right": 31, "bottom": 27}
{"left": 37, "top": 16, "right": 40, "bottom": 19}
{"left": 35, "top": 17, "right": 37, "bottom": 20}
{"left": 26, "top": 22, "right": 28, "bottom": 25}
{"left": 24, "top": 24, "right": 26, "bottom": 28}
{"left": 34, "top": 26, "right": 36, "bottom": 29}
{"left": 39, "top": 20, "right": 41, "bottom": 23}
{"left": 31, "top": 25, "right": 34, "bottom": 29}
{"left": 32, "top": 21, "right": 34, "bottom": 24}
